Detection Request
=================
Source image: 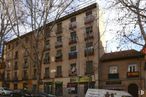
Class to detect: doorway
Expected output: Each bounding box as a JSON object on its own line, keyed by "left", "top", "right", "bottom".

{"left": 128, "top": 84, "right": 138, "bottom": 97}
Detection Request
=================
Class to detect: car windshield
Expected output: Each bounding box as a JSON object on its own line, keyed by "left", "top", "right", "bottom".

{"left": 3, "top": 87, "right": 10, "bottom": 90}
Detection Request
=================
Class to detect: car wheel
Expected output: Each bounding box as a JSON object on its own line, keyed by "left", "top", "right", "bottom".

{"left": 2, "top": 92, "right": 5, "bottom": 96}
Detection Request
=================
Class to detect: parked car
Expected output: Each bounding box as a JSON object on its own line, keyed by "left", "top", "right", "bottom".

{"left": 31, "top": 92, "right": 56, "bottom": 97}
{"left": 10, "top": 89, "right": 32, "bottom": 97}
{"left": 0, "top": 87, "right": 12, "bottom": 96}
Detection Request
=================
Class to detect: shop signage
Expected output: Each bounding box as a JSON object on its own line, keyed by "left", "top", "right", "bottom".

{"left": 70, "top": 76, "right": 92, "bottom": 83}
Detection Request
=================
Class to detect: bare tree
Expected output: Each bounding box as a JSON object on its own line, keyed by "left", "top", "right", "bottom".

{"left": 1, "top": 0, "right": 76, "bottom": 92}
{"left": 104, "top": 0, "right": 146, "bottom": 50}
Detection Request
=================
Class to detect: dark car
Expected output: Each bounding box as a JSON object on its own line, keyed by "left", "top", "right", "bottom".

{"left": 31, "top": 92, "right": 56, "bottom": 97}
{"left": 10, "top": 89, "right": 32, "bottom": 97}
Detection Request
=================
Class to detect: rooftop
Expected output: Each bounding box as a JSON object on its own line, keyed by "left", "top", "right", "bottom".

{"left": 100, "top": 50, "right": 144, "bottom": 62}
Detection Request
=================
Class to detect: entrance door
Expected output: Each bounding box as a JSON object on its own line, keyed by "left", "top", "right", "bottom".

{"left": 128, "top": 84, "right": 138, "bottom": 97}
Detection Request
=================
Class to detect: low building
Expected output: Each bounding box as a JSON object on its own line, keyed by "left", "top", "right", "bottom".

{"left": 99, "top": 50, "right": 146, "bottom": 97}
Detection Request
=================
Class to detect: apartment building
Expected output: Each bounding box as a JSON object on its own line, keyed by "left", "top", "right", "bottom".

{"left": 3, "top": 3, "right": 104, "bottom": 97}
{"left": 99, "top": 50, "right": 146, "bottom": 97}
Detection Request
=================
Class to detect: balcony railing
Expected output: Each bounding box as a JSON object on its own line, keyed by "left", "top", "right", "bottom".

{"left": 22, "top": 76, "right": 28, "bottom": 80}
{"left": 32, "top": 76, "right": 37, "bottom": 80}
{"left": 84, "top": 15, "right": 95, "bottom": 24}
{"left": 55, "top": 41, "right": 63, "bottom": 48}
{"left": 69, "top": 51, "right": 77, "bottom": 59}
{"left": 84, "top": 33, "right": 94, "bottom": 41}
{"left": 85, "top": 47, "right": 94, "bottom": 57}
{"left": 0, "top": 64, "right": 5, "bottom": 69}
{"left": 69, "top": 21, "right": 77, "bottom": 30}
{"left": 14, "top": 66, "right": 18, "bottom": 70}
{"left": 56, "top": 28, "right": 62, "bottom": 34}
{"left": 69, "top": 38, "right": 77, "bottom": 45}
{"left": 127, "top": 71, "right": 139, "bottom": 78}
{"left": 55, "top": 54, "right": 63, "bottom": 62}
{"left": 108, "top": 73, "right": 119, "bottom": 79}
{"left": 44, "top": 44, "right": 50, "bottom": 50}
{"left": 68, "top": 70, "right": 77, "bottom": 76}
{"left": 13, "top": 77, "right": 19, "bottom": 82}
{"left": 85, "top": 70, "right": 94, "bottom": 75}
{"left": 43, "top": 58, "right": 50, "bottom": 64}
{"left": 55, "top": 73, "right": 62, "bottom": 78}
{"left": 23, "top": 64, "right": 29, "bottom": 69}
{"left": 44, "top": 75, "right": 50, "bottom": 79}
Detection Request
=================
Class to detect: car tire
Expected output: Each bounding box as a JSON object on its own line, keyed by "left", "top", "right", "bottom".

{"left": 2, "top": 92, "right": 5, "bottom": 96}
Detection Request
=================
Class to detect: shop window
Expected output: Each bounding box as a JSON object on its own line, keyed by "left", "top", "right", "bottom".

{"left": 55, "top": 82, "right": 63, "bottom": 96}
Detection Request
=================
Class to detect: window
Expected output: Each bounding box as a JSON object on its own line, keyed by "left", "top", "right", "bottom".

{"left": 23, "top": 70, "right": 28, "bottom": 79}
{"left": 128, "top": 64, "right": 137, "bottom": 72}
{"left": 86, "top": 10, "right": 92, "bottom": 16}
{"left": 45, "top": 40, "right": 50, "bottom": 49}
{"left": 57, "top": 36, "right": 62, "bottom": 42}
{"left": 14, "top": 72, "right": 18, "bottom": 79}
{"left": 70, "top": 46, "right": 76, "bottom": 52}
{"left": 70, "top": 17, "right": 76, "bottom": 22}
{"left": 24, "top": 58, "right": 28, "bottom": 68}
{"left": 15, "top": 51, "right": 18, "bottom": 59}
{"left": 86, "top": 42, "right": 93, "bottom": 48}
{"left": 70, "top": 32, "right": 77, "bottom": 40}
{"left": 45, "top": 67, "right": 50, "bottom": 78}
{"left": 86, "top": 26, "right": 93, "bottom": 34}
{"left": 14, "top": 61, "right": 18, "bottom": 70}
{"left": 57, "top": 22, "right": 62, "bottom": 33}
{"left": 44, "top": 52, "right": 50, "bottom": 64}
{"left": 56, "top": 50, "right": 62, "bottom": 56}
{"left": 109, "top": 66, "right": 118, "bottom": 74}
{"left": 69, "top": 63, "right": 77, "bottom": 75}
{"left": 56, "top": 66, "right": 62, "bottom": 77}
{"left": 33, "top": 69, "right": 37, "bottom": 79}
{"left": 86, "top": 61, "right": 93, "bottom": 74}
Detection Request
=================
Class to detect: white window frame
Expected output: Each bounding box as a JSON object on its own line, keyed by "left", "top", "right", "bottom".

{"left": 109, "top": 65, "right": 118, "bottom": 74}
{"left": 128, "top": 64, "right": 138, "bottom": 72}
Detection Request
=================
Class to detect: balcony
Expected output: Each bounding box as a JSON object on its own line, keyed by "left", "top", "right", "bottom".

{"left": 68, "top": 70, "right": 77, "bottom": 76}
{"left": 44, "top": 44, "right": 50, "bottom": 50}
{"left": 43, "top": 58, "right": 50, "bottom": 64}
{"left": 69, "top": 21, "right": 77, "bottom": 30}
{"left": 44, "top": 75, "right": 50, "bottom": 79}
{"left": 55, "top": 73, "right": 62, "bottom": 78}
{"left": 55, "top": 54, "right": 63, "bottom": 62}
{"left": 85, "top": 70, "right": 94, "bottom": 75}
{"left": 22, "top": 76, "right": 28, "bottom": 80}
{"left": 84, "top": 33, "right": 94, "bottom": 41}
{"left": 13, "top": 77, "right": 19, "bottom": 82}
{"left": 14, "top": 66, "right": 18, "bottom": 70}
{"left": 0, "top": 64, "right": 5, "bottom": 69}
{"left": 23, "top": 64, "right": 28, "bottom": 69}
{"left": 32, "top": 76, "right": 37, "bottom": 80}
{"left": 56, "top": 29, "right": 62, "bottom": 34}
{"left": 55, "top": 41, "right": 63, "bottom": 48}
{"left": 108, "top": 73, "right": 119, "bottom": 79}
{"left": 69, "top": 38, "right": 77, "bottom": 45}
{"left": 85, "top": 47, "right": 94, "bottom": 57}
{"left": 84, "top": 15, "right": 95, "bottom": 25}
{"left": 6, "top": 77, "right": 11, "bottom": 81}
{"left": 127, "top": 71, "right": 139, "bottom": 78}
{"left": 69, "top": 51, "right": 77, "bottom": 59}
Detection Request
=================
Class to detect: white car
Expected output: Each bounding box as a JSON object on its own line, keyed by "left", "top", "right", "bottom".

{"left": 0, "top": 87, "right": 12, "bottom": 96}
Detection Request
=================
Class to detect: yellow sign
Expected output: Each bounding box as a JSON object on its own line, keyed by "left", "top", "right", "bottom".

{"left": 70, "top": 76, "right": 92, "bottom": 83}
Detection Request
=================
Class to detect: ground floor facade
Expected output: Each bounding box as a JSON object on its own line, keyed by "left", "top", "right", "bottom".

{"left": 100, "top": 79, "right": 146, "bottom": 97}
{"left": 2, "top": 75, "right": 96, "bottom": 97}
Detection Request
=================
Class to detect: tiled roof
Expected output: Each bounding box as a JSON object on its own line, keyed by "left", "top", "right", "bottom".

{"left": 100, "top": 50, "right": 144, "bottom": 62}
